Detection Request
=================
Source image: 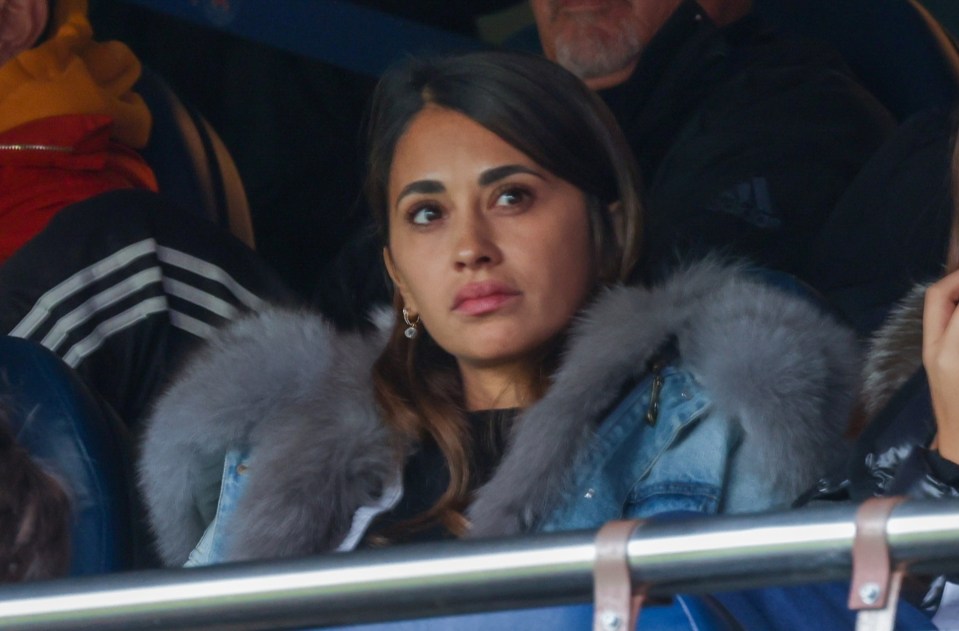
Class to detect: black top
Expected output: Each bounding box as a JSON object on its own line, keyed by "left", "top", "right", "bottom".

{"left": 361, "top": 409, "right": 518, "bottom": 546}
{"left": 598, "top": 0, "right": 895, "bottom": 284}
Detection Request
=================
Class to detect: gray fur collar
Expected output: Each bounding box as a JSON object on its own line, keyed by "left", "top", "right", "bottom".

{"left": 139, "top": 260, "right": 860, "bottom": 566}
{"left": 860, "top": 283, "right": 928, "bottom": 418}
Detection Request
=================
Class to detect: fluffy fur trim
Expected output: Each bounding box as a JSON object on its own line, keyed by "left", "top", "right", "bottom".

{"left": 468, "top": 260, "right": 860, "bottom": 535}
{"left": 138, "top": 308, "right": 393, "bottom": 565}
{"left": 860, "top": 283, "right": 928, "bottom": 418}
{"left": 139, "top": 261, "right": 860, "bottom": 564}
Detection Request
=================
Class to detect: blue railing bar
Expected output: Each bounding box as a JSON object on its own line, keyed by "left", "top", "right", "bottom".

{"left": 119, "top": 0, "right": 486, "bottom": 77}
{"left": 0, "top": 499, "right": 958, "bottom": 629}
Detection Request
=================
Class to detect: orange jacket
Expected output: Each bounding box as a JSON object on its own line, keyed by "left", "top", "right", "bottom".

{"left": 0, "top": 0, "right": 157, "bottom": 263}
{"left": 0, "top": 0, "right": 152, "bottom": 147}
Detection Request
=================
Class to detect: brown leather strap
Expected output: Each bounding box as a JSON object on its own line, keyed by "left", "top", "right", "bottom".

{"left": 855, "top": 570, "right": 905, "bottom": 631}
{"left": 848, "top": 496, "right": 906, "bottom": 611}
{"left": 594, "top": 520, "right": 645, "bottom": 631}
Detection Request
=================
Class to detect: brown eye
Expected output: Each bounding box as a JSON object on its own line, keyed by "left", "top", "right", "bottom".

{"left": 494, "top": 187, "right": 530, "bottom": 208}
{"left": 410, "top": 205, "right": 442, "bottom": 225}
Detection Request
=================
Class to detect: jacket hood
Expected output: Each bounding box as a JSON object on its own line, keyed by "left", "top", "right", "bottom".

{"left": 53, "top": 0, "right": 89, "bottom": 29}
{"left": 0, "top": 0, "right": 150, "bottom": 148}
{"left": 139, "top": 260, "right": 861, "bottom": 565}
{"left": 860, "top": 283, "right": 927, "bottom": 418}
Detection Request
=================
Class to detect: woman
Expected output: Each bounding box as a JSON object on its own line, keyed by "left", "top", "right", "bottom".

{"left": 138, "top": 51, "right": 860, "bottom": 566}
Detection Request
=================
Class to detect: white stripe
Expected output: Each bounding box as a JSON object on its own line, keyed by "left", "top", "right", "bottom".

{"left": 157, "top": 246, "right": 264, "bottom": 311}
{"left": 62, "top": 306, "right": 218, "bottom": 369}
{"left": 336, "top": 472, "right": 404, "bottom": 552}
{"left": 163, "top": 278, "right": 240, "bottom": 321}
{"left": 934, "top": 582, "right": 959, "bottom": 629}
{"left": 10, "top": 239, "right": 158, "bottom": 339}
{"left": 13, "top": 239, "right": 265, "bottom": 367}
{"left": 676, "top": 596, "right": 701, "bottom": 631}
{"left": 169, "top": 310, "right": 218, "bottom": 339}
{"left": 40, "top": 268, "right": 163, "bottom": 353}
{"left": 62, "top": 296, "right": 170, "bottom": 367}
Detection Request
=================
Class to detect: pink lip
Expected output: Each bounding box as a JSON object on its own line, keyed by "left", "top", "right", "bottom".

{"left": 556, "top": 0, "right": 610, "bottom": 12}
{"left": 452, "top": 281, "right": 522, "bottom": 316}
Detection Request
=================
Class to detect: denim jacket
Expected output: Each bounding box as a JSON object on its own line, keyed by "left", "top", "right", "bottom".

{"left": 186, "top": 362, "right": 763, "bottom": 566}
{"left": 140, "top": 261, "right": 860, "bottom": 567}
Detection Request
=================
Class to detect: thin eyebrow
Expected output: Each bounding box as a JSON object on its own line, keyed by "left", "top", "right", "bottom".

{"left": 395, "top": 180, "right": 445, "bottom": 207}
{"left": 478, "top": 164, "right": 545, "bottom": 187}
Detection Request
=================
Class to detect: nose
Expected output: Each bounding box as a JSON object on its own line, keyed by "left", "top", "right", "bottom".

{"left": 453, "top": 213, "right": 501, "bottom": 271}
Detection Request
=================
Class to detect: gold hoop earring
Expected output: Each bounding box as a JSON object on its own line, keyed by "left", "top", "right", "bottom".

{"left": 402, "top": 308, "right": 420, "bottom": 339}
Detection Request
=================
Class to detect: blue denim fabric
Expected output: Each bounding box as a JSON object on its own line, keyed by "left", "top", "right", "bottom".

{"left": 187, "top": 362, "right": 787, "bottom": 564}
{"left": 541, "top": 364, "right": 759, "bottom": 532}
{"left": 188, "top": 448, "right": 402, "bottom": 565}
{"left": 186, "top": 448, "right": 251, "bottom": 566}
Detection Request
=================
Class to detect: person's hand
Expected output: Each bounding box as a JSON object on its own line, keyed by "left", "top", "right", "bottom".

{"left": 923, "top": 269, "right": 959, "bottom": 463}
{"left": 0, "top": 0, "right": 49, "bottom": 66}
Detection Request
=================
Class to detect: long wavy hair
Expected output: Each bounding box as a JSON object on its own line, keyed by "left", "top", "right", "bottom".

{"left": 366, "top": 51, "right": 644, "bottom": 538}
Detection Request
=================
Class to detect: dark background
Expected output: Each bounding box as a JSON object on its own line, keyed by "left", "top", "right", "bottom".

{"left": 86, "top": 1, "right": 958, "bottom": 299}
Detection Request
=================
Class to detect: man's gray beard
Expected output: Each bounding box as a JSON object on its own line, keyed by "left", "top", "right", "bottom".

{"left": 553, "top": 21, "right": 643, "bottom": 81}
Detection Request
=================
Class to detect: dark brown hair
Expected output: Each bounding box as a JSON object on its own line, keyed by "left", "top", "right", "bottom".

{"left": 0, "top": 405, "right": 71, "bottom": 583}
{"left": 366, "top": 51, "right": 645, "bottom": 538}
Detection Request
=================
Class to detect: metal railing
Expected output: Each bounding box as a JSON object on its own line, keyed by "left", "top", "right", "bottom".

{"left": 1, "top": 499, "right": 958, "bottom": 630}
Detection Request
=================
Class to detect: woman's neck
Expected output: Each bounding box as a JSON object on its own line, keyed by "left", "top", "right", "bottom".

{"left": 459, "top": 360, "right": 536, "bottom": 412}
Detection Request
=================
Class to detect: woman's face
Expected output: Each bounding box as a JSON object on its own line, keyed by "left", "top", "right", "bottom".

{"left": 385, "top": 105, "right": 595, "bottom": 377}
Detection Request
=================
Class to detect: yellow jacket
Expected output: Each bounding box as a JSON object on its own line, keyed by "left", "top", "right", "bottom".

{"left": 0, "top": 0, "right": 151, "bottom": 148}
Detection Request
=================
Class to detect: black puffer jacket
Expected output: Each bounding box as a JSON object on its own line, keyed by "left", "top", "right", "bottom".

{"left": 803, "top": 284, "right": 959, "bottom": 504}
{"left": 800, "top": 283, "right": 959, "bottom": 611}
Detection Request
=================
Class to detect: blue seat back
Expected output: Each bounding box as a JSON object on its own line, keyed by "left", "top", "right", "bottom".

{"left": 322, "top": 597, "right": 737, "bottom": 630}
{"left": 0, "top": 337, "right": 138, "bottom": 576}
{"left": 716, "top": 582, "right": 934, "bottom": 630}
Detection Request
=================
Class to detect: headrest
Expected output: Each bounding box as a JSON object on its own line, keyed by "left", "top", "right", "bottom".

{"left": 0, "top": 336, "right": 138, "bottom": 575}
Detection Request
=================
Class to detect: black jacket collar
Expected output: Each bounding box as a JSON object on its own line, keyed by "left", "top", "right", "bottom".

{"left": 598, "top": 1, "right": 730, "bottom": 178}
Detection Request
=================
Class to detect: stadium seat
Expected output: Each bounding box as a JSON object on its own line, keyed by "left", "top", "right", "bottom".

{"left": 0, "top": 336, "right": 143, "bottom": 575}
{"left": 136, "top": 67, "right": 256, "bottom": 249}
{"left": 323, "top": 597, "right": 740, "bottom": 630}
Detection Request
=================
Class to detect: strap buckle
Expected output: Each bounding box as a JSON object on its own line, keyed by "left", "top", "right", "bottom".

{"left": 594, "top": 520, "right": 646, "bottom": 631}
{"left": 848, "top": 497, "right": 907, "bottom": 631}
